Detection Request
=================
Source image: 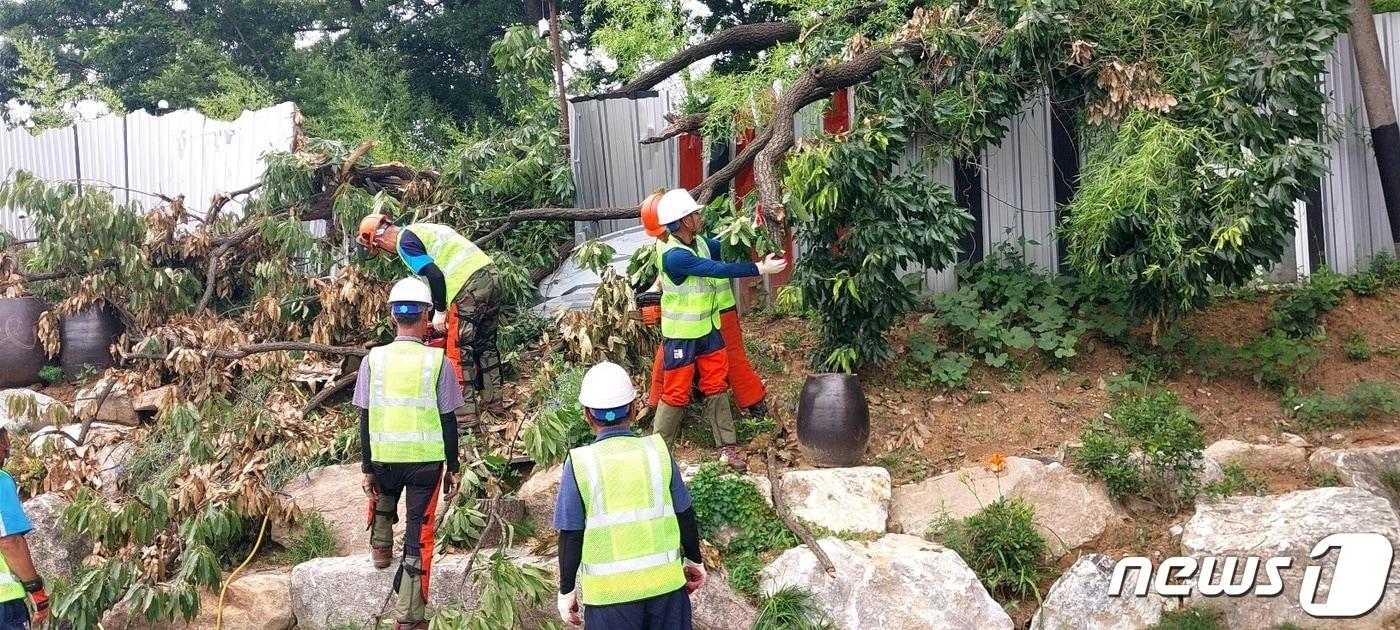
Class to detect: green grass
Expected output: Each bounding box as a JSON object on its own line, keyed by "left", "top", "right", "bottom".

{"left": 1342, "top": 330, "right": 1373, "bottom": 361}
{"left": 1151, "top": 607, "right": 1225, "bottom": 630}
{"left": 744, "top": 337, "right": 785, "bottom": 374}
{"left": 1307, "top": 468, "right": 1342, "bottom": 487}
{"left": 37, "top": 365, "right": 64, "bottom": 386}
{"left": 286, "top": 513, "right": 339, "bottom": 563}
{"left": 1380, "top": 469, "right": 1400, "bottom": 500}
{"left": 927, "top": 497, "right": 1048, "bottom": 601}
{"left": 753, "top": 587, "right": 835, "bottom": 630}
{"left": 1376, "top": 0, "right": 1400, "bottom": 14}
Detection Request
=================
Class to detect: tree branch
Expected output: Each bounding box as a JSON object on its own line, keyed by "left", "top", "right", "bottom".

{"left": 640, "top": 112, "right": 709, "bottom": 145}
{"left": 194, "top": 225, "right": 260, "bottom": 316}
{"left": 131, "top": 341, "right": 369, "bottom": 362}
{"left": 0, "top": 259, "right": 119, "bottom": 287}
{"left": 753, "top": 40, "right": 929, "bottom": 233}
{"left": 299, "top": 371, "right": 359, "bottom": 416}
{"left": 767, "top": 448, "right": 836, "bottom": 576}
{"left": 604, "top": 22, "right": 802, "bottom": 97}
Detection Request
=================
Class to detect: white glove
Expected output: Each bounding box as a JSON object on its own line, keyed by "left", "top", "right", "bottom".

{"left": 755, "top": 253, "right": 788, "bottom": 276}
{"left": 558, "top": 590, "right": 581, "bottom": 626}
{"left": 683, "top": 559, "right": 707, "bottom": 593}
{"left": 431, "top": 310, "right": 448, "bottom": 333}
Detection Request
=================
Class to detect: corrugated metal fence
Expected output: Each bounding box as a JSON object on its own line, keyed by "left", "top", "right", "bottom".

{"left": 569, "top": 15, "right": 1400, "bottom": 288}
{"left": 0, "top": 102, "right": 300, "bottom": 240}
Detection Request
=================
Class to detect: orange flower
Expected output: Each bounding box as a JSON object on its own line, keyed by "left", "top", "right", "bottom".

{"left": 984, "top": 453, "right": 1007, "bottom": 474}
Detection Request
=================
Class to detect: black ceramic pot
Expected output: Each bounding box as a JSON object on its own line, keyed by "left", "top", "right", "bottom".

{"left": 0, "top": 297, "right": 48, "bottom": 387}
{"left": 796, "top": 373, "right": 870, "bottom": 467}
{"left": 59, "top": 306, "right": 124, "bottom": 379}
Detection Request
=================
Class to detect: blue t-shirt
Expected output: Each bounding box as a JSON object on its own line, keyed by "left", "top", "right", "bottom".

{"left": 396, "top": 230, "right": 434, "bottom": 275}
{"left": 552, "top": 427, "right": 692, "bottom": 531}
{"left": 0, "top": 472, "right": 31, "bottom": 537}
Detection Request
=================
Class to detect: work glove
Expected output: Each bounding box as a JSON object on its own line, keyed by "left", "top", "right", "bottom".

{"left": 557, "top": 590, "right": 582, "bottom": 627}
{"left": 431, "top": 310, "right": 448, "bottom": 333}
{"left": 361, "top": 473, "right": 378, "bottom": 498}
{"left": 24, "top": 579, "right": 47, "bottom": 626}
{"left": 443, "top": 471, "right": 461, "bottom": 496}
{"left": 683, "top": 559, "right": 707, "bottom": 594}
{"left": 755, "top": 254, "right": 788, "bottom": 276}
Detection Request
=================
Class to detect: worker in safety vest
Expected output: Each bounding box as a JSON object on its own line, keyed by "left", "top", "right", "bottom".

{"left": 638, "top": 191, "right": 771, "bottom": 420}
{"left": 357, "top": 214, "right": 504, "bottom": 425}
{"left": 652, "top": 189, "right": 786, "bottom": 471}
{"left": 553, "top": 361, "right": 706, "bottom": 629}
{"left": 0, "top": 417, "right": 47, "bottom": 630}
{"left": 352, "top": 277, "right": 466, "bottom": 630}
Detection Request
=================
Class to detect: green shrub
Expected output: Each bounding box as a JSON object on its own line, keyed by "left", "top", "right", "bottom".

{"left": 1380, "top": 470, "right": 1400, "bottom": 500}
{"left": 1370, "top": 252, "right": 1400, "bottom": 284}
{"left": 1074, "top": 387, "right": 1206, "bottom": 512}
{"left": 736, "top": 416, "right": 777, "bottom": 443}
{"left": 38, "top": 365, "right": 64, "bottom": 386}
{"left": 1343, "top": 330, "right": 1373, "bottom": 361}
{"left": 1375, "top": 0, "right": 1400, "bottom": 15}
{"left": 1237, "top": 331, "right": 1319, "bottom": 391}
{"left": 1202, "top": 463, "right": 1270, "bottom": 500}
{"left": 1269, "top": 268, "right": 1346, "bottom": 338}
{"left": 689, "top": 462, "right": 797, "bottom": 598}
{"left": 928, "top": 497, "right": 1047, "bottom": 600}
{"left": 520, "top": 365, "right": 592, "bottom": 468}
{"left": 1151, "top": 607, "right": 1225, "bottom": 630}
{"left": 1285, "top": 381, "right": 1400, "bottom": 430}
{"left": 1307, "top": 468, "right": 1342, "bottom": 487}
{"left": 753, "top": 587, "right": 835, "bottom": 630}
{"left": 287, "top": 513, "right": 338, "bottom": 563}
{"left": 1347, "top": 270, "right": 1383, "bottom": 296}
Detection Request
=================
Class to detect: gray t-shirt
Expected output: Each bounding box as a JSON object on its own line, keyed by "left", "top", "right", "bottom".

{"left": 351, "top": 336, "right": 465, "bottom": 414}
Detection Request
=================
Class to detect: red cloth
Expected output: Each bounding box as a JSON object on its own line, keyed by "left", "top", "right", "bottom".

{"left": 659, "top": 345, "right": 728, "bottom": 407}
{"left": 443, "top": 310, "right": 465, "bottom": 385}
{"left": 419, "top": 474, "right": 442, "bottom": 600}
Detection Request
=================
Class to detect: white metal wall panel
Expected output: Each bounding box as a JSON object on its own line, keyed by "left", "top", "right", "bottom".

{"left": 571, "top": 92, "right": 679, "bottom": 241}
{"left": 980, "top": 89, "right": 1058, "bottom": 272}
{"left": 1, "top": 102, "right": 297, "bottom": 241}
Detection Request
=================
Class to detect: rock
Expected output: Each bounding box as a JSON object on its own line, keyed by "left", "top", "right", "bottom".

{"left": 887, "top": 457, "right": 1124, "bottom": 557}
{"left": 518, "top": 464, "right": 563, "bottom": 531}
{"left": 760, "top": 534, "right": 1012, "bottom": 629}
{"left": 1129, "top": 451, "right": 1222, "bottom": 488}
{"left": 274, "top": 464, "right": 366, "bottom": 554}
{"left": 0, "top": 389, "right": 66, "bottom": 431}
{"left": 1309, "top": 446, "right": 1400, "bottom": 506}
{"left": 102, "top": 572, "right": 294, "bottom": 629}
{"left": 1203, "top": 439, "right": 1307, "bottom": 472}
{"left": 778, "top": 467, "right": 890, "bottom": 535}
{"left": 21, "top": 494, "right": 89, "bottom": 578}
{"left": 291, "top": 552, "right": 555, "bottom": 629}
{"left": 1169, "top": 524, "right": 1184, "bottom": 537}
{"left": 131, "top": 384, "right": 179, "bottom": 413}
{"left": 1031, "top": 554, "right": 1169, "bottom": 630}
{"left": 1282, "top": 432, "right": 1310, "bottom": 448}
{"left": 679, "top": 463, "right": 773, "bottom": 505}
{"left": 1182, "top": 487, "right": 1400, "bottom": 628}
{"left": 693, "top": 571, "right": 757, "bottom": 630}
{"left": 74, "top": 378, "right": 139, "bottom": 426}
{"left": 28, "top": 422, "right": 133, "bottom": 494}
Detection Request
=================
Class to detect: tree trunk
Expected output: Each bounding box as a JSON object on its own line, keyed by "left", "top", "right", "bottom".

{"left": 1352, "top": 0, "right": 1400, "bottom": 248}
{"left": 549, "top": 0, "right": 570, "bottom": 153}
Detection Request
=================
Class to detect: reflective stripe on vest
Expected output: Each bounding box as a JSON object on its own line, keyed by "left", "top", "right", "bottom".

{"left": 367, "top": 341, "right": 446, "bottom": 463}
{"left": 401, "top": 223, "right": 493, "bottom": 302}
{"left": 658, "top": 238, "right": 723, "bottom": 340}
{"left": 571, "top": 434, "right": 684, "bottom": 606}
{"left": 0, "top": 473, "right": 23, "bottom": 602}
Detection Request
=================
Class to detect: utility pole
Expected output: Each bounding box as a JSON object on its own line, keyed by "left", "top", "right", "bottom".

{"left": 549, "top": 0, "right": 570, "bottom": 156}
{"left": 1351, "top": 0, "right": 1400, "bottom": 250}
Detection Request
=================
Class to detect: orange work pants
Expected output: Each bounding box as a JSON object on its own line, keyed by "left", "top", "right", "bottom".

{"left": 649, "top": 309, "right": 765, "bottom": 408}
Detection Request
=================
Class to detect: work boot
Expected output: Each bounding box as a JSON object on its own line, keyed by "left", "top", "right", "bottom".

{"left": 718, "top": 444, "right": 748, "bottom": 472}
{"left": 744, "top": 400, "right": 770, "bottom": 419}
{"left": 483, "top": 400, "right": 508, "bottom": 418}
{"left": 372, "top": 546, "right": 392, "bottom": 569}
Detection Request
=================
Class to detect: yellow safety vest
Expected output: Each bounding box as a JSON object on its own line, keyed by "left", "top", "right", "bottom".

{"left": 653, "top": 240, "right": 736, "bottom": 312}
{"left": 571, "top": 434, "right": 685, "bottom": 606}
{"left": 658, "top": 238, "right": 724, "bottom": 339}
{"left": 0, "top": 472, "right": 26, "bottom": 602}
{"left": 400, "top": 223, "right": 493, "bottom": 303}
{"left": 367, "top": 340, "right": 446, "bottom": 463}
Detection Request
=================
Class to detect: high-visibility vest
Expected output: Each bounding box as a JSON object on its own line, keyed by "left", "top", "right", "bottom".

{"left": 658, "top": 238, "right": 724, "bottom": 339}
{"left": 571, "top": 434, "right": 684, "bottom": 606}
{"left": 366, "top": 340, "right": 446, "bottom": 463}
{"left": 654, "top": 240, "right": 736, "bottom": 312}
{"left": 400, "top": 223, "right": 493, "bottom": 303}
{"left": 0, "top": 473, "right": 24, "bottom": 603}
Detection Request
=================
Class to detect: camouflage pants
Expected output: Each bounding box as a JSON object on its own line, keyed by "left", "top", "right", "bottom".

{"left": 453, "top": 267, "right": 502, "bottom": 416}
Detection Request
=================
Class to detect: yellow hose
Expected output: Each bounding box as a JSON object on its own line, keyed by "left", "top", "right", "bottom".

{"left": 215, "top": 512, "right": 271, "bottom": 630}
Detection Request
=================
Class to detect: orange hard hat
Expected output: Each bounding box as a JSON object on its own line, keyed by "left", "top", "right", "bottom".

{"left": 357, "top": 213, "right": 391, "bottom": 254}
{"left": 640, "top": 191, "right": 665, "bottom": 238}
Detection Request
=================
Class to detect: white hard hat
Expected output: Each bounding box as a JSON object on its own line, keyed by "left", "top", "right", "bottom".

{"left": 656, "top": 189, "right": 703, "bottom": 226}
{"left": 388, "top": 277, "right": 432, "bottom": 307}
{"left": 577, "top": 361, "right": 638, "bottom": 410}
